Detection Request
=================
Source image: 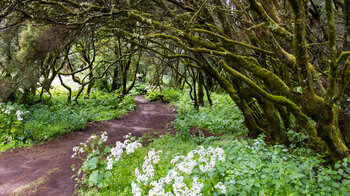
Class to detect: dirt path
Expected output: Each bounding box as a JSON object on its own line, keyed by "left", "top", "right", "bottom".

{"left": 0, "top": 96, "right": 175, "bottom": 196}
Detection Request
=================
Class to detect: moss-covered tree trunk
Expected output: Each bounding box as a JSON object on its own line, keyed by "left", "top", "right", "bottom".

{"left": 340, "top": 0, "right": 350, "bottom": 146}
{"left": 289, "top": 0, "right": 349, "bottom": 160}
{"left": 198, "top": 71, "right": 205, "bottom": 107}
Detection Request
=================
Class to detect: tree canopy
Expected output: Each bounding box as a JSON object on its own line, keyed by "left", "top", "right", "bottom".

{"left": 1, "top": 0, "right": 350, "bottom": 161}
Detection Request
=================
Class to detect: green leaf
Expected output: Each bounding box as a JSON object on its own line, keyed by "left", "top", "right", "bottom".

{"left": 88, "top": 170, "right": 100, "bottom": 186}
{"left": 87, "top": 157, "right": 99, "bottom": 170}
{"left": 334, "top": 163, "right": 341, "bottom": 169}
{"left": 104, "top": 146, "right": 111, "bottom": 153}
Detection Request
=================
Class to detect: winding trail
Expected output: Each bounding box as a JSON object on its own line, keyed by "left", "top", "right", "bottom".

{"left": 0, "top": 96, "right": 175, "bottom": 195}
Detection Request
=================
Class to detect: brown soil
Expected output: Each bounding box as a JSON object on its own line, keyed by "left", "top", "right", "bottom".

{"left": 0, "top": 96, "right": 175, "bottom": 196}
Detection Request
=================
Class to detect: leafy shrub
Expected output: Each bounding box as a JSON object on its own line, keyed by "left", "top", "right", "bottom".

{"left": 131, "top": 145, "right": 226, "bottom": 195}
{"left": 75, "top": 134, "right": 199, "bottom": 195}
{"left": 161, "top": 88, "right": 183, "bottom": 103}
{"left": 130, "top": 81, "right": 147, "bottom": 95}
{"left": 286, "top": 129, "right": 310, "bottom": 148}
{"left": 72, "top": 132, "right": 113, "bottom": 189}
{"left": 74, "top": 133, "right": 350, "bottom": 195}
{"left": 173, "top": 93, "right": 247, "bottom": 135}
{"left": 0, "top": 103, "right": 32, "bottom": 151}
{"left": 214, "top": 136, "right": 350, "bottom": 195}
{"left": 25, "top": 91, "right": 135, "bottom": 141}
{"left": 25, "top": 104, "right": 86, "bottom": 140}
{"left": 145, "top": 89, "right": 168, "bottom": 103}
{"left": 0, "top": 89, "right": 136, "bottom": 152}
{"left": 145, "top": 87, "right": 182, "bottom": 103}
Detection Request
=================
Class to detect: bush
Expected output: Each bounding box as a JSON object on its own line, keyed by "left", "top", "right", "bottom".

{"left": 173, "top": 93, "right": 247, "bottom": 135}
{"left": 130, "top": 81, "right": 147, "bottom": 95}
{"left": 214, "top": 136, "right": 350, "bottom": 195}
{"left": 74, "top": 133, "right": 350, "bottom": 195}
{"left": 145, "top": 88, "right": 168, "bottom": 103}
{"left": 25, "top": 91, "right": 135, "bottom": 141}
{"left": 0, "top": 103, "right": 32, "bottom": 151}
{"left": 161, "top": 88, "right": 183, "bottom": 103}
{"left": 75, "top": 133, "right": 199, "bottom": 195}
{"left": 0, "top": 90, "right": 136, "bottom": 151}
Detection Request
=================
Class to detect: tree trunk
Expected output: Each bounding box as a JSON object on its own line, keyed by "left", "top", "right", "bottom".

{"left": 111, "top": 66, "right": 120, "bottom": 91}
{"left": 121, "top": 56, "right": 132, "bottom": 96}
{"left": 340, "top": 0, "right": 350, "bottom": 146}
{"left": 85, "top": 66, "right": 94, "bottom": 99}
{"left": 317, "top": 104, "right": 349, "bottom": 160}
{"left": 198, "top": 71, "right": 204, "bottom": 106}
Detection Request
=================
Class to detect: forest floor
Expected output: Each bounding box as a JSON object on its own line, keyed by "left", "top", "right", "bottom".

{"left": 0, "top": 96, "right": 175, "bottom": 196}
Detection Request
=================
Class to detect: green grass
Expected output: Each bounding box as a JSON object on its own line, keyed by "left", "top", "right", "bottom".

{"left": 145, "top": 87, "right": 247, "bottom": 135}
{"left": 0, "top": 89, "right": 136, "bottom": 151}
{"left": 26, "top": 90, "right": 135, "bottom": 141}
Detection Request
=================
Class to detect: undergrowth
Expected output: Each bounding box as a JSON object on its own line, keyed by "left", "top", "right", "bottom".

{"left": 72, "top": 87, "right": 350, "bottom": 195}
{"left": 75, "top": 133, "right": 350, "bottom": 195}
{"left": 0, "top": 89, "right": 135, "bottom": 152}
{"left": 145, "top": 87, "right": 246, "bottom": 136}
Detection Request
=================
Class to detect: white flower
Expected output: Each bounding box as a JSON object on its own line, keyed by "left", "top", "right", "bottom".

{"left": 131, "top": 146, "right": 226, "bottom": 196}
{"left": 86, "top": 134, "right": 98, "bottom": 143}
{"left": 132, "top": 182, "right": 142, "bottom": 196}
{"left": 215, "top": 148, "right": 225, "bottom": 162}
{"left": 176, "top": 159, "right": 197, "bottom": 174}
{"left": 149, "top": 179, "right": 165, "bottom": 196}
{"left": 172, "top": 175, "right": 185, "bottom": 190}
{"left": 106, "top": 155, "right": 114, "bottom": 170}
{"left": 101, "top": 132, "right": 108, "bottom": 142}
{"left": 189, "top": 177, "right": 204, "bottom": 195}
{"left": 126, "top": 142, "right": 142, "bottom": 154}
{"left": 16, "top": 110, "right": 24, "bottom": 121}
{"left": 7, "top": 106, "right": 14, "bottom": 111}
{"left": 187, "top": 151, "right": 195, "bottom": 159}
{"left": 170, "top": 156, "right": 185, "bottom": 164}
{"left": 124, "top": 139, "right": 131, "bottom": 145}
{"left": 134, "top": 149, "right": 162, "bottom": 186}
{"left": 124, "top": 133, "right": 132, "bottom": 139}
{"left": 73, "top": 146, "right": 79, "bottom": 152}
{"left": 111, "top": 142, "right": 124, "bottom": 161}
{"left": 215, "top": 182, "right": 226, "bottom": 194}
{"left": 164, "top": 169, "right": 179, "bottom": 184}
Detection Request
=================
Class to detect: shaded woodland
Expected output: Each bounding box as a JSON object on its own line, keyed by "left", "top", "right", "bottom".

{"left": 1, "top": 0, "right": 350, "bottom": 161}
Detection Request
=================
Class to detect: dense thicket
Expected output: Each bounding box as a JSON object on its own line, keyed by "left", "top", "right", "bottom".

{"left": 1, "top": 0, "right": 350, "bottom": 161}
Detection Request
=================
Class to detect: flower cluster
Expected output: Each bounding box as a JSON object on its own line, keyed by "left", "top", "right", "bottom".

{"left": 1, "top": 104, "right": 27, "bottom": 121}
{"left": 16, "top": 110, "right": 27, "bottom": 121}
{"left": 135, "top": 149, "right": 162, "bottom": 185}
{"left": 214, "top": 182, "right": 226, "bottom": 194}
{"left": 106, "top": 133, "right": 142, "bottom": 170}
{"left": 71, "top": 132, "right": 107, "bottom": 158}
{"left": 2, "top": 105, "right": 13, "bottom": 114}
{"left": 171, "top": 146, "right": 225, "bottom": 173}
{"left": 132, "top": 146, "right": 226, "bottom": 196}
{"left": 100, "top": 131, "right": 108, "bottom": 142}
